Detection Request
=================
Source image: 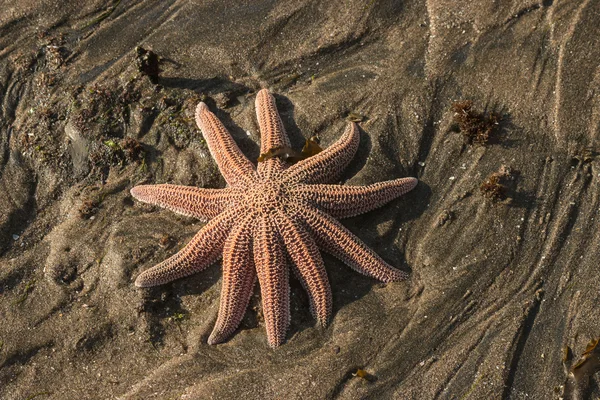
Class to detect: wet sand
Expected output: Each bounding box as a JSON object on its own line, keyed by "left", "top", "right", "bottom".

{"left": 1, "top": 1, "right": 599, "bottom": 399}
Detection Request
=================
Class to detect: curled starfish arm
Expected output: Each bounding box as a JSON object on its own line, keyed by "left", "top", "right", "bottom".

{"left": 130, "top": 184, "right": 241, "bottom": 221}
{"left": 195, "top": 102, "right": 257, "bottom": 186}
{"left": 283, "top": 122, "right": 360, "bottom": 185}
{"left": 256, "top": 88, "right": 290, "bottom": 178}
{"left": 134, "top": 207, "right": 238, "bottom": 287}
{"left": 301, "top": 206, "right": 408, "bottom": 282}
{"left": 208, "top": 214, "right": 257, "bottom": 345}
{"left": 254, "top": 215, "right": 290, "bottom": 348}
{"left": 293, "top": 177, "right": 418, "bottom": 219}
{"left": 277, "top": 212, "right": 332, "bottom": 327}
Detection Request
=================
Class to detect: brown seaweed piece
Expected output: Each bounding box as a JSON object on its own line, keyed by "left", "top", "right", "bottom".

{"left": 562, "top": 338, "right": 600, "bottom": 400}
{"left": 480, "top": 165, "right": 517, "bottom": 201}
{"left": 346, "top": 112, "right": 365, "bottom": 122}
{"left": 352, "top": 369, "right": 377, "bottom": 382}
{"left": 258, "top": 136, "right": 322, "bottom": 164}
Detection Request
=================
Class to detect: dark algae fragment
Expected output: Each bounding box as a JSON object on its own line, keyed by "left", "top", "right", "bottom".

{"left": 79, "top": 188, "right": 106, "bottom": 219}
{"left": 451, "top": 100, "right": 499, "bottom": 146}
{"left": 24, "top": 392, "right": 52, "bottom": 400}
{"left": 78, "top": 199, "right": 100, "bottom": 219}
{"left": 13, "top": 279, "right": 36, "bottom": 306}
{"left": 121, "top": 137, "right": 145, "bottom": 163}
{"left": 135, "top": 46, "right": 161, "bottom": 84}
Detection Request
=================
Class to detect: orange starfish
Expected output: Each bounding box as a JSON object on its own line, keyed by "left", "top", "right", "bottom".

{"left": 131, "top": 89, "right": 417, "bottom": 347}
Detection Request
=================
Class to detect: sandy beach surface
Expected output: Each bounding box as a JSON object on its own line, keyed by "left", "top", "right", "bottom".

{"left": 1, "top": 1, "right": 599, "bottom": 399}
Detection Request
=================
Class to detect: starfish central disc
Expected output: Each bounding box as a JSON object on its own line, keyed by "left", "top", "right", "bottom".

{"left": 247, "top": 179, "right": 290, "bottom": 214}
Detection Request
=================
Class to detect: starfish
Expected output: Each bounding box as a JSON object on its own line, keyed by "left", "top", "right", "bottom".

{"left": 131, "top": 89, "right": 417, "bottom": 347}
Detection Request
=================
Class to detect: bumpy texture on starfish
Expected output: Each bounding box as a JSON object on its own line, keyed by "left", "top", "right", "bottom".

{"left": 131, "top": 89, "right": 417, "bottom": 347}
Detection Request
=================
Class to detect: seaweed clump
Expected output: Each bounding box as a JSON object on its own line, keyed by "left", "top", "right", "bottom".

{"left": 79, "top": 198, "right": 100, "bottom": 219}
{"left": 135, "top": 46, "right": 161, "bottom": 84}
{"left": 480, "top": 165, "right": 517, "bottom": 201}
{"left": 154, "top": 95, "right": 197, "bottom": 149}
{"left": 71, "top": 82, "right": 140, "bottom": 140}
{"left": 121, "top": 137, "right": 145, "bottom": 163}
{"left": 451, "top": 100, "right": 499, "bottom": 146}
{"left": 78, "top": 189, "right": 106, "bottom": 219}
{"left": 570, "top": 147, "right": 599, "bottom": 167}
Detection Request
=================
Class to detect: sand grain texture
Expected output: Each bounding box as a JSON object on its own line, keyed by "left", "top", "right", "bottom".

{"left": 1, "top": 1, "right": 599, "bottom": 399}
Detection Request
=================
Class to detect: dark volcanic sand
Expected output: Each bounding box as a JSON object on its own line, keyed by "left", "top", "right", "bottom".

{"left": 1, "top": 1, "right": 600, "bottom": 399}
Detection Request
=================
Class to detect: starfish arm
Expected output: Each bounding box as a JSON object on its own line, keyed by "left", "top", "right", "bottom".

{"left": 134, "top": 207, "right": 239, "bottom": 287}
{"left": 277, "top": 211, "right": 332, "bottom": 327}
{"left": 130, "top": 184, "right": 241, "bottom": 221}
{"left": 256, "top": 89, "right": 290, "bottom": 178}
{"left": 299, "top": 206, "right": 408, "bottom": 282}
{"left": 208, "top": 214, "right": 257, "bottom": 345}
{"left": 254, "top": 215, "right": 290, "bottom": 348}
{"left": 195, "top": 102, "right": 257, "bottom": 186}
{"left": 283, "top": 122, "right": 360, "bottom": 185}
{"left": 292, "top": 177, "right": 418, "bottom": 219}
